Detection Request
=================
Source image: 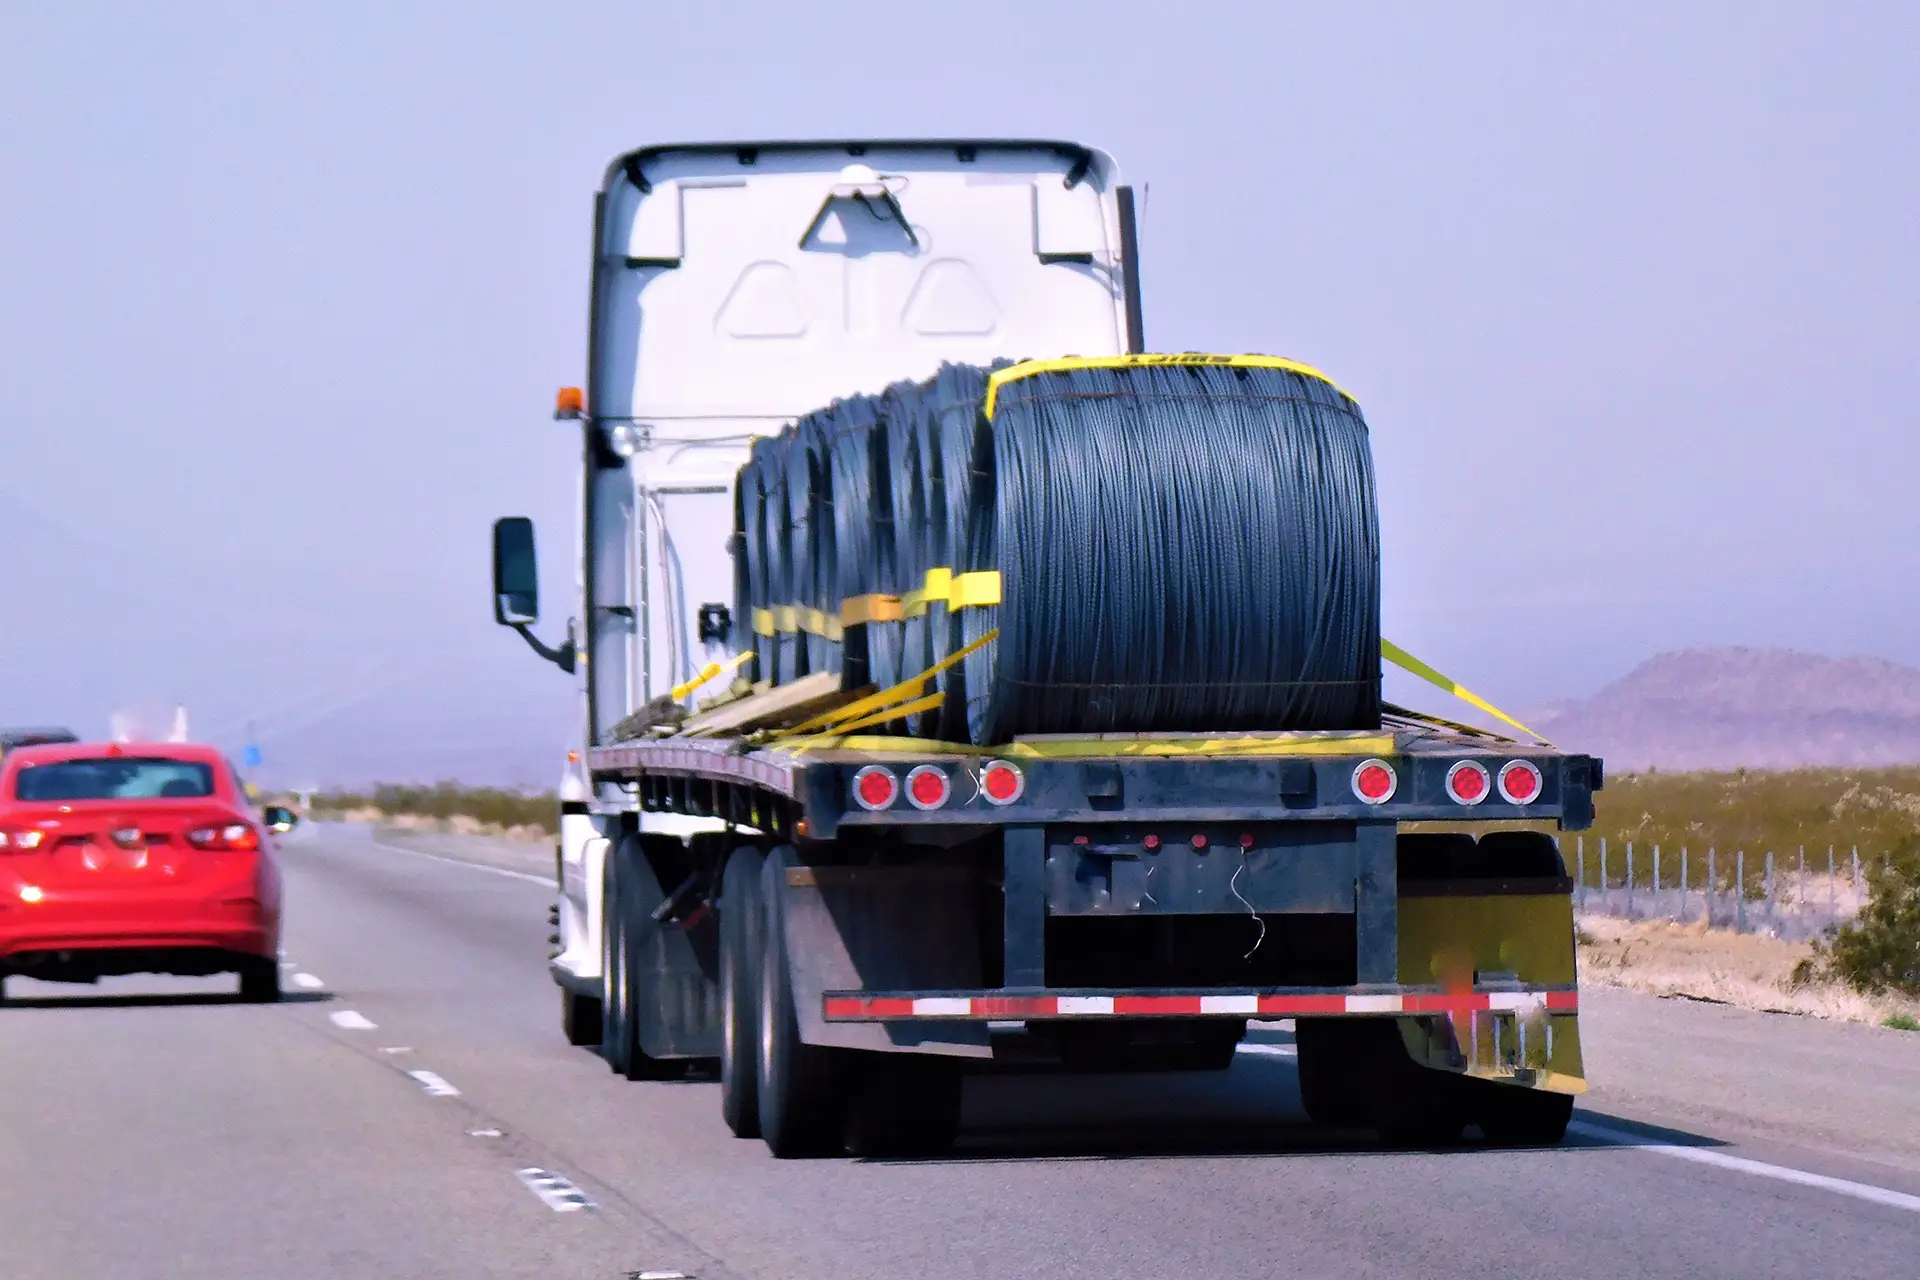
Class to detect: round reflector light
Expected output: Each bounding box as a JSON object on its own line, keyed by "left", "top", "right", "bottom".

{"left": 852, "top": 765, "right": 898, "bottom": 811}
{"left": 1498, "top": 760, "right": 1543, "bottom": 805}
{"left": 1351, "top": 759, "right": 1398, "bottom": 805}
{"left": 1446, "top": 760, "right": 1491, "bottom": 806}
{"left": 980, "top": 759, "right": 1025, "bottom": 806}
{"left": 906, "top": 765, "right": 951, "bottom": 811}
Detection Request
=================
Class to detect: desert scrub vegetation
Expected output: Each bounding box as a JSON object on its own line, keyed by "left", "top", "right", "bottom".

{"left": 1794, "top": 835, "right": 1920, "bottom": 998}
{"left": 311, "top": 782, "right": 557, "bottom": 835}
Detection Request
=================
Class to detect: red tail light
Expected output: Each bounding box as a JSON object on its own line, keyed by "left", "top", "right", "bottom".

{"left": 980, "top": 760, "right": 1025, "bottom": 806}
{"left": 1351, "top": 759, "right": 1398, "bottom": 805}
{"left": 852, "top": 765, "right": 898, "bottom": 811}
{"left": 905, "top": 765, "right": 950, "bottom": 811}
{"left": 0, "top": 830, "right": 44, "bottom": 852}
{"left": 1445, "top": 760, "right": 1491, "bottom": 806}
{"left": 186, "top": 823, "right": 261, "bottom": 852}
{"left": 1498, "top": 760, "right": 1543, "bottom": 805}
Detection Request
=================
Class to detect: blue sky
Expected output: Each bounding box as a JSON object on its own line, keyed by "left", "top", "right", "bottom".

{"left": 1, "top": 2, "right": 1914, "bottom": 783}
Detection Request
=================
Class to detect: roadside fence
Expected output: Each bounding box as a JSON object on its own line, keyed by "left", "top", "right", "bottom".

{"left": 1558, "top": 837, "right": 1885, "bottom": 941}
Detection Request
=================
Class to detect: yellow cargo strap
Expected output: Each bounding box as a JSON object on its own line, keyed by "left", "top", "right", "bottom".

{"left": 670, "top": 650, "right": 754, "bottom": 702}
{"left": 901, "top": 567, "right": 954, "bottom": 618}
{"left": 774, "top": 730, "right": 1398, "bottom": 760}
{"left": 752, "top": 608, "right": 776, "bottom": 638}
{"left": 799, "top": 607, "right": 844, "bottom": 643}
{"left": 984, "top": 353, "right": 1356, "bottom": 419}
{"left": 1381, "top": 639, "right": 1551, "bottom": 745}
{"left": 947, "top": 571, "right": 1001, "bottom": 608}
{"left": 773, "top": 628, "right": 999, "bottom": 741}
{"left": 841, "top": 593, "right": 905, "bottom": 625}
{"left": 771, "top": 605, "right": 798, "bottom": 634}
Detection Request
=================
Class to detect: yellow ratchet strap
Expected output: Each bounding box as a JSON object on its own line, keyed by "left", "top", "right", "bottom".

{"left": 670, "top": 650, "right": 754, "bottom": 702}
{"left": 773, "top": 628, "right": 999, "bottom": 740}
{"left": 752, "top": 608, "right": 776, "bottom": 638}
{"left": 948, "top": 571, "right": 1001, "bottom": 608}
{"left": 840, "top": 593, "right": 905, "bottom": 626}
{"left": 798, "top": 608, "right": 844, "bottom": 643}
{"left": 901, "top": 567, "right": 954, "bottom": 618}
{"left": 984, "top": 353, "right": 1357, "bottom": 419}
{"left": 1381, "top": 639, "right": 1552, "bottom": 745}
{"left": 771, "top": 605, "right": 798, "bottom": 634}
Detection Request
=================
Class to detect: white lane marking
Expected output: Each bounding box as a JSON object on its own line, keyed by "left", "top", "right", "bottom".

{"left": 372, "top": 839, "right": 551, "bottom": 887}
{"left": 468, "top": 1127, "right": 503, "bottom": 1138}
{"left": 378, "top": 1046, "right": 413, "bottom": 1055}
{"left": 1236, "top": 1042, "right": 1298, "bottom": 1058}
{"left": 291, "top": 972, "right": 324, "bottom": 990}
{"left": 515, "top": 1167, "right": 595, "bottom": 1212}
{"left": 330, "top": 1010, "right": 376, "bottom": 1030}
{"left": 408, "top": 1069, "right": 462, "bottom": 1097}
{"left": 632, "top": 1272, "right": 693, "bottom": 1279}
{"left": 1569, "top": 1121, "right": 1920, "bottom": 1215}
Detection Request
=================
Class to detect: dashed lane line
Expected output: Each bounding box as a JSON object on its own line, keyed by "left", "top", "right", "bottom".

{"left": 1569, "top": 1121, "right": 1920, "bottom": 1215}
{"left": 407, "top": 1069, "right": 462, "bottom": 1097}
{"left": 516, "top": 1167, "right": 595, "bottom": 1212}
{"left": 329, "top": 1010, "right": 376, "bottom": 1030}
{"left": 291, "top": 972, "right": 325, "bottom": 990}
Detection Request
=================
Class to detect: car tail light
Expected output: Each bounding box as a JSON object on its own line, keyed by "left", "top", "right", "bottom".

{"left": 1446, "top": 760, "right": 1491, "bottom": 806}
{"left": 905, "top": 765, "right": 950, "bottom": 810}
{"left": 852, "top": 765, "right": 898, "bottom": 811}
{"left": 0, "top": 830, "right": 44, "bottom": 852}
{"left": 1498, "top": 760, "right": 1543, "bottom": 805}
{"left": 186, "top": 823, "right": 261, "bottom": 852}
{"left": 1351, "top": 759, "right": 1398, "bottom": 805}
{"left": 980, "top": 759, "right": 1025, "bottom": 806}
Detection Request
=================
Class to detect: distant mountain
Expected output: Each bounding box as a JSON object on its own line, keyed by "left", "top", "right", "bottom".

{"left": 1533, "top": 647, "right": 1920, "bottom": 772}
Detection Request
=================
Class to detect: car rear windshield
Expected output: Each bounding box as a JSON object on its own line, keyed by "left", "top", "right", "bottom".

{"left": 13, "top": 758, "right": 217, "bottom": 802}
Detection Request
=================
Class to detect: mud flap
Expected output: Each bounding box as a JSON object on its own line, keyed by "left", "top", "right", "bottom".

{"left": 1396, "top": 889, "right": 1585, "bottom": 1094}
{"left": 620, "top": 833, "right": 723, "bottom": 1059}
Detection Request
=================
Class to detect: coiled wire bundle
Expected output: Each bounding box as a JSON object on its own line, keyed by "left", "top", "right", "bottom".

{"left": 731, "top": 354, "right": 1380, "bottom": 746}
{"left": 961, "top": 360, "right": 1379, "bottom": 743}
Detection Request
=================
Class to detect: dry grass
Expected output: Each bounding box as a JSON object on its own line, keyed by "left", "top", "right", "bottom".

{"left": 1577, "top": 913, "right": 1920, "bottom": 1025}
{"left": 311, "top": 782, "right": 557, "bottom": 838}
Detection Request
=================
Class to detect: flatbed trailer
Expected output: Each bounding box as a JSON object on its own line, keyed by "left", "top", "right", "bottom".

{"left": 493, "top": 136, "right": 1602, "bottom": 1158}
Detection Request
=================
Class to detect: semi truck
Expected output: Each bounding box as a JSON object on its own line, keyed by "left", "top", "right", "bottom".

{"left": 490, "top": 138, "right": 1601, "bottom": 1158}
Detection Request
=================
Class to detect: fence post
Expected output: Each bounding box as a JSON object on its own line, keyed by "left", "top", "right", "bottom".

{"left": 1681, "top": 846, "right": 1689, "bottom": 921}
{"left": 1654, "top": 844, "right": 1663, "bottom": 918}
{"left": 1766, "top": 851, "right": 1776, "bottom": 928}
{"left": 1853, "top": 846, "right": 1861, "bottom": 900}
{"left": 1708, "top": 847, "right": 1717, "bottom": 927}
{"left": 1600, "top": 838, "right": 1608, "bottom": 912}
{"left": 1627, "top": 842, "right": 1635, "bottom": 917}
{"left": 1736, "top": 850, "right": 1746, "bottom": 933}
{"left": 1829, "top": 845, "right": 1836, "bottom": 921}
{"left": 1576, "top": 837, "right": 1586, "bottom": 909}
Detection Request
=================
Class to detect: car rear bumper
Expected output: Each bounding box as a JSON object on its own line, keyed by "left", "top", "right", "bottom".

{"left": 0, "top": 918, "right": 275, "bottom": 966}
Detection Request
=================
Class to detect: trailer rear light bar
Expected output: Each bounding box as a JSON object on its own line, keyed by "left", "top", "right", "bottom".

{"left": 823, "top": 984, "right": 1578, "bottom": 1021}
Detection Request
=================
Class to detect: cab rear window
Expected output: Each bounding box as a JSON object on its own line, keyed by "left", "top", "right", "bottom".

{"left": 14, "top": 758, "right": 216, "bottom": 801}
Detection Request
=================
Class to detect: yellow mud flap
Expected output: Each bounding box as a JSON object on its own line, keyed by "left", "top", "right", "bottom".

{"left": 1397, "top": 886, "right": 1586, "bottom": 1094}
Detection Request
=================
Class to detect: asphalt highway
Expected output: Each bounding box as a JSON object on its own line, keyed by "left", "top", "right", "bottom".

{"left": 1, "top": 824, "right": 1915, "bottom": 1280}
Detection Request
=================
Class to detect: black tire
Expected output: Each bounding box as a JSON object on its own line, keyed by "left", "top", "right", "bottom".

{"left": 0, "top": 973, "right": 10, "bottom": 1003}
{"left": 603, "top": 847, "right": 678, "bottom": 1081}
{"left": 719, "top": 845, "right": 766, "bottom": 1139}
{"left": 1294, "top": 1018, "right": 1371, "bottom": 1128}
{"left": 1469, "top": 1078, "right": 1574, "bottom": 1146}
{"left": 1298, "top": 1017, "right": 1465, "bottom": 1145}
{"left": 843, "top": 1054, "right": 962, "bottom": 1159}
{"left": 237, "top": 956, "right": 281, "bottom": 1003}
{"left": 756, "top": 845, "right": 846, "bottom": 1157}
{"left": 561, "top": 987, "right": 603, "bottom": 1047}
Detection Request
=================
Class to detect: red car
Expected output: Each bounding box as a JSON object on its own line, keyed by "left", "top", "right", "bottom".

{"left": 0, "top": 741, "right": 295, "bottom": 1003}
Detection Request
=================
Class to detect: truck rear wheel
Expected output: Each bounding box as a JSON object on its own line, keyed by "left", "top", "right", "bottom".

{"left": 1298, "top": 1017, "right": 1465, "bottom": 1145}
{"left": 1468, "top": 1078, "right": 1574, "bottom": 1146}
{"left": 1294, "top": 1018, "right": 1370, "bottom": 1128}
{"left": 719, "top": 845, "right": 765, "bottom": 1139}
{"left": 561, "top": 987, "right": 603, "bottom": 1047}
{"left": 844, "top": 1054, "right": 962, "bottom": 1158}
{"left": 756, "top": 846, "right": 846, "bottom": 1157}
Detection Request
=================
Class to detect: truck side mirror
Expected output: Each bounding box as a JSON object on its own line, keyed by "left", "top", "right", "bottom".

{"left": 493, "top": 517, "right": 540, "bottom": 625}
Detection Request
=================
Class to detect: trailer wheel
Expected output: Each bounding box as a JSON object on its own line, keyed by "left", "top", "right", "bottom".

{"left": 1469, "top": 1079, "right": 1573, "bottom": 1146}
{"left": 844, "top": 1054, "right": 962, "bottom": 1159}
{"left": 719, "top": 845, "right": 765, "bottom": 1139}
{"left": 603, "top": 843, "right": 678, "bottom": 1081}
{"left": 756, "top": 845, "right": 846, "bottom": 1157}
{"left": 1294, "top": 1018, "right": 1370, "bottom": 1127}
{"left": 561, "top": 987, "right": 602, "bottom": 1047}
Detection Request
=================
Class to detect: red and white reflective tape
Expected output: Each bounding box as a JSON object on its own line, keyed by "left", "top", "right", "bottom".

{"left": 823, "top": 989, "right": 1578, "bottom": 1021}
